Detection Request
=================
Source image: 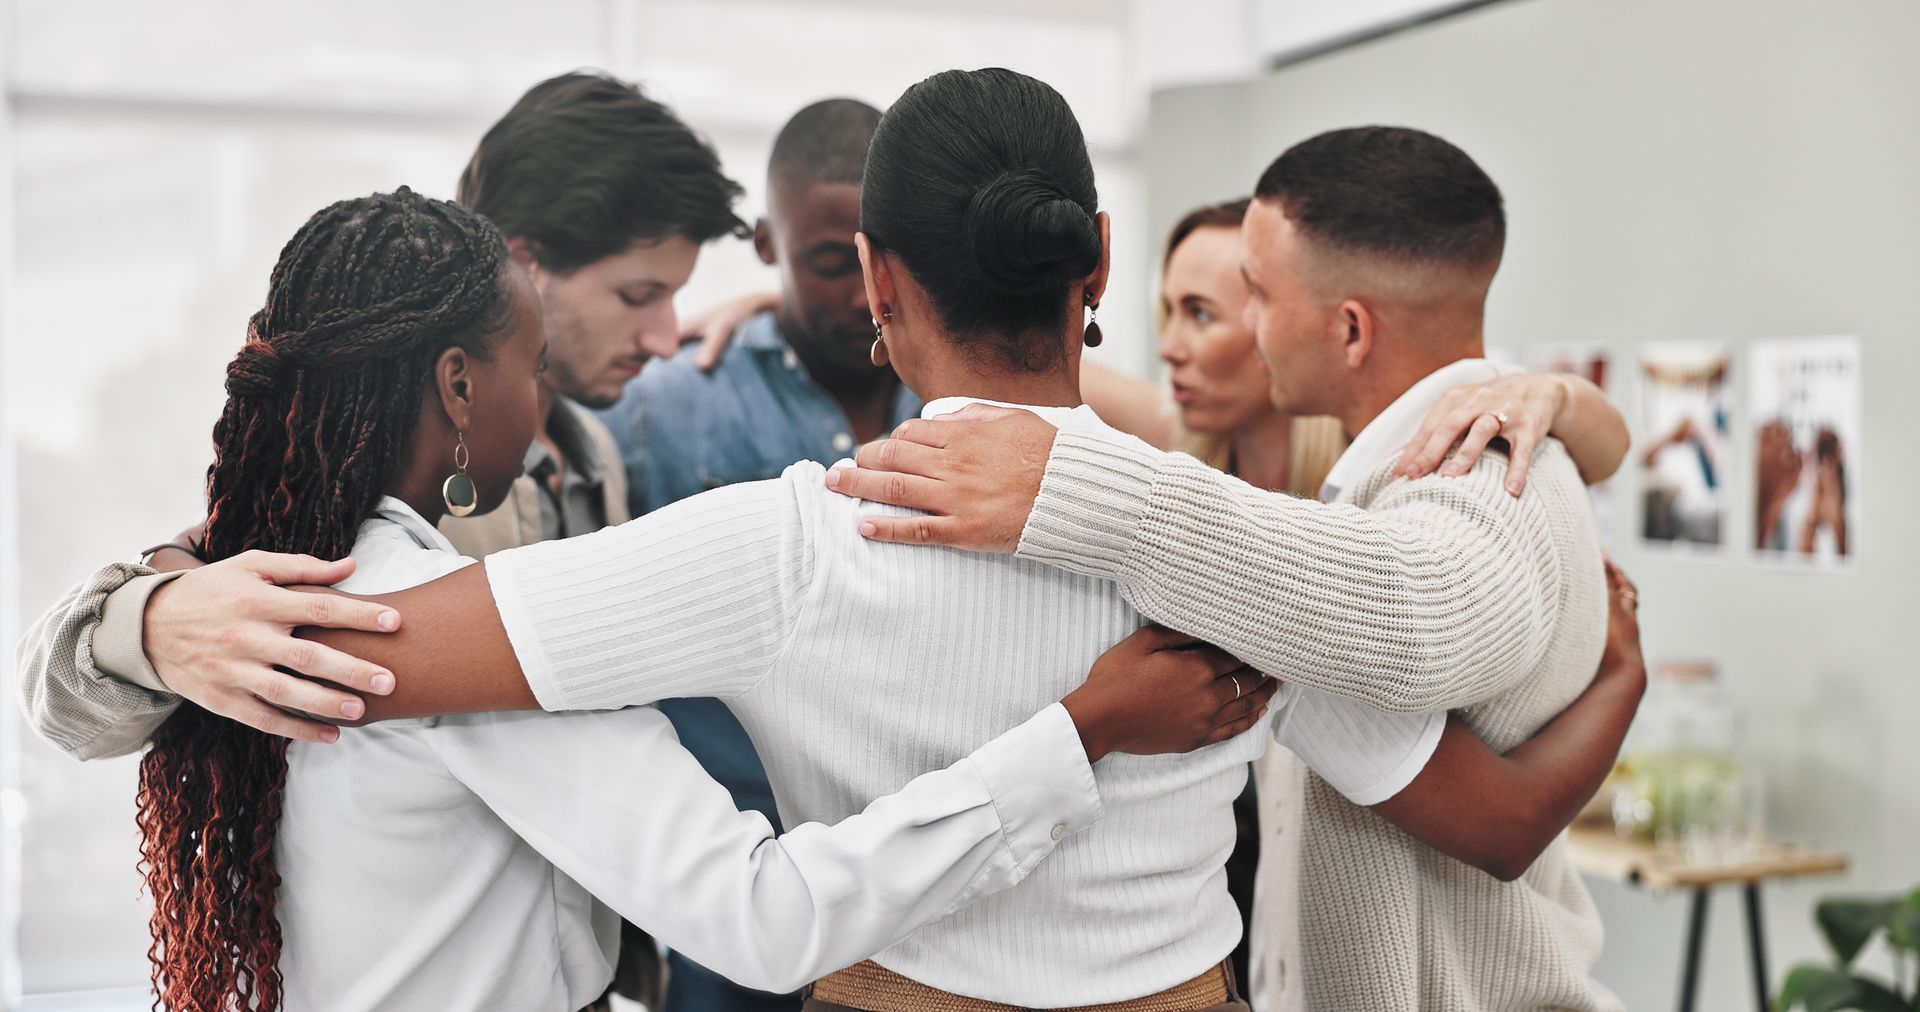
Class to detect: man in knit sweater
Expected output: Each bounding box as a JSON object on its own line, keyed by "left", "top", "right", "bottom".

{"left": 828, "top": 127, "right": 1620, "bottom": 1010}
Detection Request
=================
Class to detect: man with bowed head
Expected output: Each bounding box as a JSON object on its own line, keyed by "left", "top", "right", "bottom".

{"left": 597, "top": 96, "right": 922, "bottom": 1012}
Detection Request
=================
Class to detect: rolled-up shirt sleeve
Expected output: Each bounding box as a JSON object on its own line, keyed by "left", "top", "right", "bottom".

{"left": 424, "top": 701, "right": 1100, "bottom": 994}
{"left": 1268, "top": 684, "right": 1445, "bottom": 806}
{"left": 16, "top": 564, "right": 183, "bottom": 760}
{"left": 484, "top": 468, "right": 817, "bottom": 712}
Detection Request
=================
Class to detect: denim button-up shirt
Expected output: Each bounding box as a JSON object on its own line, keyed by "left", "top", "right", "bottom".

{"left": 598, "top": 310, "right": 920, "bottom": 829}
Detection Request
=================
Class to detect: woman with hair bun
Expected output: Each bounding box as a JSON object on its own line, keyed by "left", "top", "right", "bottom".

{"left": 102, "top": 69, "right": 1653, "bottom": 1010}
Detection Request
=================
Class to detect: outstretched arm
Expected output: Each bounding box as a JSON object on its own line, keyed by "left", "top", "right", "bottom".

{"left": 1372, "top": 560, "right": 1646, "bottom": 880}
{"left": 300, "top": 477, "right": 814, "bottom": 720}
{"left": 16, "top": 543, "right": 396, "bottom": 756}
{"left": 427, "top": 703, "right": 1105, "bottom": 994}
{"left": 17, "top": 564, "right": 182, "bottom": 759}
{"left": 424, "top": 623, "right": 1276, "bottom": 992}
{"left": 828, "top": 410, "right": 1559, "bottom": 713}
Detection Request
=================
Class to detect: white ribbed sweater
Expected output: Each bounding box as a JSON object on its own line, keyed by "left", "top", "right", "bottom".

{"left": 1017, "top": 422, "right": 1619, "bottom": 1011}
{"left": 488, "top": 401, "right": 1445, "bottom": 1008}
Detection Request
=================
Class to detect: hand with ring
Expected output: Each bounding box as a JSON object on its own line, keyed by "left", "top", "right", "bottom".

{"left": 1395, "top": 374, "right": 1576, "bottom": 495}
{"left": 1061, "top": 625, "right": 1277, "bottom": 761}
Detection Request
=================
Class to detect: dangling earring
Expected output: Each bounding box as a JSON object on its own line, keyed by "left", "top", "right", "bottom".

{"left": 870, "top": 310, "right": 892, "bottom": 367}
{"left": 443, "top": 430, "right": 477, "bottom": 517}
{"left": 1083, "top": 292, "right": 1104, "bottom": 348}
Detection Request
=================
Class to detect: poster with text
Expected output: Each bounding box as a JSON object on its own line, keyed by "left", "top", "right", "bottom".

{"left": 1750, "top": 336, "right": 1860, "bottom": 566}
{"left": 1639, "top": 343, "right": 1730, "bottom": 551}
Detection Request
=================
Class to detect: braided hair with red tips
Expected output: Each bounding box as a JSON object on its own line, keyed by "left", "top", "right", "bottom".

{"left": 134, "top": 187, "right": 514, "bottom": 1011}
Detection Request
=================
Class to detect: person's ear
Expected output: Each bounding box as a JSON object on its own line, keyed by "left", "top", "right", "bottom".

{"left": 752, "top": 218, "right": 777, "bottom": 267}
{"left": 1084, "top": 211, "right": 1113, "bottom": 306}
{"left": 504, "top": 236, "right": 546, "bottom": 287}
{"left": 855, "top": 232, "right": 897, "bottom": 325}
{"left": 434, "top": 346, "right": 476, "bottom": 432}
{"left": 1338, "top": 298, "right": 1376, "bottom": 370}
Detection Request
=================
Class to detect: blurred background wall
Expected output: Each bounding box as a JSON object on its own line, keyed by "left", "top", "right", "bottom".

{"left": 3, "top": 1, "right": 1915, "bottom": 1009}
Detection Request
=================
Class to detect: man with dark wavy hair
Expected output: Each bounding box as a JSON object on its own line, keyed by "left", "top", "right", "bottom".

{"left": 442, "top": 70, "right": 748, "bottom": 559}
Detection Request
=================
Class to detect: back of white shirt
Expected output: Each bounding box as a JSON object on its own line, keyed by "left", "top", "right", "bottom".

{"left": 488, "top": 401, "right": 1444, "bottom": 1008}
{"left": 271, "top": 495, "right": 1109, "bottom": 1010}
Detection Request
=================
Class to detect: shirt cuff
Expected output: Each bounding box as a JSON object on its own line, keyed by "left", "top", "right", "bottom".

{"left": 962, "top": 702, "right": 1104, "bottom": 878}
{"left": 94, "top": 571, "right": 185, "bottom": 693}
{"left": 1015, "top": 428, "right": 1164, "bottom": 581}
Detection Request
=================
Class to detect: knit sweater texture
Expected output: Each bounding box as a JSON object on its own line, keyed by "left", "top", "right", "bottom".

{"left": 1017, "top": 426, "right": 1619, "bottom": 1012}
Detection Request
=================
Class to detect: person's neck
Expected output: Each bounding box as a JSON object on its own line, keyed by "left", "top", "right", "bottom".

{"left": 781, "top": 312, "right": 902, "bottom": 443}
{"left": 389, "top": 454, "right": 450, "bottom": 530}
{"left": 814, "top": 364, "right": 901, "bottom": 444}
{"left": 1226, "top": 410, "right": 1295, "bottom": 492}
{"left": 914, "top": 359, "right": 1083, "bottom": 411}
{"left": 1335, "top": 332, "right": 1486, "bottom": 440}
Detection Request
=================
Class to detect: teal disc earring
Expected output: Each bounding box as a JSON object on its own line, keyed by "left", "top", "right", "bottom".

{"left": 443, "top": 430, "right": 477, "bottom": 517}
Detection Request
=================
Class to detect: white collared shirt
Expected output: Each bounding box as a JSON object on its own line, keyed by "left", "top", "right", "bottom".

{"left": 486, "top": 399, "right": 1444, "bottom": 1006}
{"left": 273, "top": 496, "right": 1102, "bottom": 1011}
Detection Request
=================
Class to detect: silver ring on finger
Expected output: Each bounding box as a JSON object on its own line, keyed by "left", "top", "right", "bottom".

{"left": 1490, "top": 411, "right": 1510, "bottom": 429}
{"left": 1230, "top": 674, "right": 1243, "bottom": 701}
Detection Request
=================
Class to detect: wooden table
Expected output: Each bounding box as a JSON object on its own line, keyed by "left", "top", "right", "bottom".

{"left": 1566, "top": 825, "right": 1848, "bottom": 1012}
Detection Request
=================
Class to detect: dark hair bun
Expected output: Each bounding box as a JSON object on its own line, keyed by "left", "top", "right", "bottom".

{"left": 861, "top": 68, "right": 1098, "bottom": 369}
{"left": 963, "top": 168, "right": 1100, "bottom": 296}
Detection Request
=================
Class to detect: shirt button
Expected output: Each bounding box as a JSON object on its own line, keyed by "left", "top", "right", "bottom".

{"left": 832, "top": 432, "right": 854, "bottom": 453}
{"left": 783, "top": 350, "right": 800, "bottom": 370}
{"left": 1049, "top": 823, "right": 1067, "bottom": 841}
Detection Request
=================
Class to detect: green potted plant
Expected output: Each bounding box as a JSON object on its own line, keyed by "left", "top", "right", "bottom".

{"left": 1779, "top": 887, "right": 1920, "bottom": 1011}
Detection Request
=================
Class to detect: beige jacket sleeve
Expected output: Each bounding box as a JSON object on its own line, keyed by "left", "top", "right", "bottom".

{"left": 16, "top": 564, "right": 183, "bottom": 759}
{"left": 1015, "top": 427, "right": 1559, "bottom": 714}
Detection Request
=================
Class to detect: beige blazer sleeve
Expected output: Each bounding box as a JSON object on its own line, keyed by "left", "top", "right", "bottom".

{"left": 16, "top": 564, "right": 183, "bottom": 759}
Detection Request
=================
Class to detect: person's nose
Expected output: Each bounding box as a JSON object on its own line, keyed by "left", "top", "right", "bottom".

{"left": 637, "top": 306, "right": 680, "bottom": 360}
{"left": 1158, "top": 323, "right": 1189, "bottom": 367}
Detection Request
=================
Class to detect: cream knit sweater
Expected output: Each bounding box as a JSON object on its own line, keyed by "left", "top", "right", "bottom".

{"left": 1017, "top": 424, "right": 1618, "bottom": 1011}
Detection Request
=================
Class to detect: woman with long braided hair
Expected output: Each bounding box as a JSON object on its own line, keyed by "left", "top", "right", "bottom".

{"left": 127, "top": 187, "right": 1246, "bottom": 1010}
{"left": 135, "top": 186, "right": 544, "bottom": 1009}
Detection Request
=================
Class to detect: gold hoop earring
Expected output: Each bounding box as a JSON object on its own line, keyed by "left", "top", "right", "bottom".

{"left": 1084, "top": 293, "right": 1104, "bottom": 348}
{"left": 443, "top": 430, "right": 477, "bottom": 517}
